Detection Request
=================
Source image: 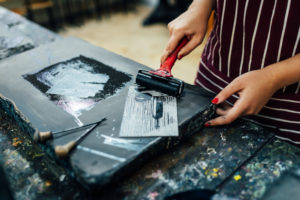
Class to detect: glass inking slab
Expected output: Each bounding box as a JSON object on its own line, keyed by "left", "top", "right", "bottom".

{"left": 23, "top": 55, "right": 131, "bottom": 125}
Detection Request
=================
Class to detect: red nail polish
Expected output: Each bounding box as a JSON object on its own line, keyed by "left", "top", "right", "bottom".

{"left": 204, "top": 122, "right": 210, "bottom": 127}
{"left": 211, "top": 98, "right": 219, "bottom": 104}
{"left": 178, "top": 55, "right": 182, "bottom": 60}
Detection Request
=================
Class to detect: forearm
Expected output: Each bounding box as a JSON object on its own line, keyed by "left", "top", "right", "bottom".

{"left": 161, "top": 0, "right": 215, "bottom": 62}
{"left": 189, "top": 0, "right": 215, "bottom": 23}
{"left": 262, "top": 53, "right": 300, "bottom": 91}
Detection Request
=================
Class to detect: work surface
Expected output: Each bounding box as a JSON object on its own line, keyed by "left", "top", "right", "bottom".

{"left": 1, "top": 108, "right": 300, "bottom": 200}
{"left": 0, "top": 7, "right": 300, "bottom": 200}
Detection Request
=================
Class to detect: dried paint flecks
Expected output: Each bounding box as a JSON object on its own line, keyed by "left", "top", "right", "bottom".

{"left": 2, "top": 149, "right": 46, "bottom": 199}
{"left": 212, "top": 194, "right": 239, "bottom": 200}
{"left": 233, "top": 174, "right": 242, "bottom": 181}
{"left": 146, "top": 170, "right": 163, "bottom": 179}
{"left": 23, "top": 55, "right": 131, "bottom": 125}
{"left": 220, "top": 139, "right": 300, "bottom": 200}
{"left": 12, "top": 137, "right": 22, "bottom": 146}
{"left": 120, "top": 86, "right": 178, "bottom": 137}
{"left": 146, "top": 161, "right": 224, "bottom": 193}
{"left": 207, "top": 147, "right": 217, "bottom": 155}
{"left": 220, "top": 132, "right": 226, "bottom": 142}
{"left": 147, "top": 191, "right": 159, "bottom": 200}
{"left": 146, "top": 170, "right": 179, "bottom": 190}
{"left": 45, "top": 181, "right": 52, "bottom": 187}
{"left": 180, "top": 164, "right": 207, "bottom": 185}
{"left": 198, "top": 161, "right": 208, "bottom": 170}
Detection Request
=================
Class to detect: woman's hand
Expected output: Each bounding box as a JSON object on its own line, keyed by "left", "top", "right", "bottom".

{"left": 205, "top": 53, "right": 300, "bottom": 127}
{"left": 205, "top": 69, "right": 279, "bottom": 126}
{"left": 161, "top": 0, "right": 214, "bottom": 63}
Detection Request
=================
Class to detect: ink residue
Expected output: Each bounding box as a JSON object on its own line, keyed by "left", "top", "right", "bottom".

{"left": 77, "top": 145, "right": 126, "bottom": 162}
{"left": 146, "top": 170, "right": 179, "bottom": 190}
{"left": 0, "top": 36, "right": 34, "bottom": 60}
{"left": 119, "top": 86, "right": 178, "bottom": 137}
{"left": 101, "top": 134, "right": 150, "bottom": 151}
{"left": 23, "top": 55, "right": 131, "bottom": 123}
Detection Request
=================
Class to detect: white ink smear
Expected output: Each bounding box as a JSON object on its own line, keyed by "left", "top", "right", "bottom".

{"left": 77, "top": 145, "right": 126, "bottom": 162}
{"left": 40, "top": 61, "right": 109, "bottom": 98}
{"left": 101, "top": 134, "right": 149, "bottom": 151}
{"left": 23, "top": 56, "right": 132, "bottom": 126}
{"left": 34, "top": 60, "right": 109, "bottom": 125}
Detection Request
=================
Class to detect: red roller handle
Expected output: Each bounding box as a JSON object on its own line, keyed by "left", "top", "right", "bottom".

{"left": 150, "top": 37, "right": 189, "bottom": 78}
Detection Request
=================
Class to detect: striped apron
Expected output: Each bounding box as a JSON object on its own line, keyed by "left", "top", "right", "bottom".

{"left": 195, "top": 0, "right": 300, "bottom": 146}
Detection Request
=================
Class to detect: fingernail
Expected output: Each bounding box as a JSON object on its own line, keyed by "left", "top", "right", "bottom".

{"left": 211, "top": 98, "right": 219, "bottom": 104}
{"left": 204, "top": 122, "right": 211, "bottom": 127}
{"left": 178, "top": 55, "right": 182, "bottom": 60}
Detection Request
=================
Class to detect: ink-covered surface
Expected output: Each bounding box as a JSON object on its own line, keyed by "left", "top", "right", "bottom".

{"left": 0, "top": 6, "right": 58, "bottom": 46}
{"left": 0, "top": 37, "right": 216, "bottom": 189}
{"left": 0, "top": 22, "right": 35, "bottom": 60}
{"left": 0, "top": 6, "right": 58, "bottom": 61}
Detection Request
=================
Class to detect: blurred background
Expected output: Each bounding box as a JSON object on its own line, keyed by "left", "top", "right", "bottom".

{"left": 0, "top": 0, "right": 213, "bottom": 84}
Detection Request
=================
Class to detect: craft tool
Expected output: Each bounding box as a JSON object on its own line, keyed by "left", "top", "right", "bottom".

{"left": 135, "top": 37, "right": 188, "bottom": 96}
{"left": 54, "top": 117, "right": 106, "bottom": 158}
{"left": 34, "top": 119, "right": 105, "bottom": 142}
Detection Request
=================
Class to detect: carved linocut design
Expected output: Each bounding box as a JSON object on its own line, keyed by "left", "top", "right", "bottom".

{"left": 23, "top": 55, "right": 131, "bottom": 123}
{"left": 120, "top": 86, "right": 178, "bottom": 137}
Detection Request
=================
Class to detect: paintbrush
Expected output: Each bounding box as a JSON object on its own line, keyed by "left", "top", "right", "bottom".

{"left": 34, "top": 119, "right": 105, "bottom": 142}
{"left": 55, "top": 117, "right": 106, "bottom": 158}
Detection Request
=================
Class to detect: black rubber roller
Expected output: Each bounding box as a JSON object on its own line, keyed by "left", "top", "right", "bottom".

{"left": 136, "top": 70, "right": 184, "bottom": 96}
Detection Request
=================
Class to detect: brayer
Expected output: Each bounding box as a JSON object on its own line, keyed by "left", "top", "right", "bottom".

{"left": 136, "top": 37, "right": 188, "bottom": 96}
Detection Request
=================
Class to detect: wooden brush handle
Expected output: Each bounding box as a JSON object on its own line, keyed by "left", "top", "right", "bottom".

{"left": 55, "top": 141, "right": 76, "bottom": 158}
{"left": 34, "top": 131, "right": 52, "bottom": 142}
